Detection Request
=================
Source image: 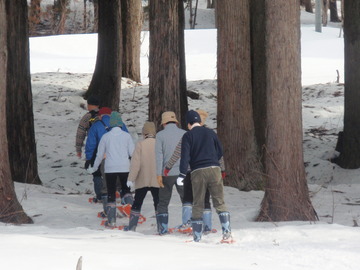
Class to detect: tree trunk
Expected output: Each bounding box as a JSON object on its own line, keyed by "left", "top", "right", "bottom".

{"left": 148, "top": 0, "right": 188, "bottom": 129}
{"left": 207, "top": 0, "right": 215, "bottom": 9}
{"left": 121, "top": 0, "right": 142, "bottom": 83}
{"left": 330, "top": 0, "right": 341, "bottom": 22}
{"left": 300, "top": 0, "right": 313, "bottom": 13}
{"left": 322, "top": 0, "right": 329, "bottom": 26}
{"left": 53, "top": 0, "right": 68, "bottom": 35}
{"left": 216, "top": 0, "right": 263, "bottom": 191}
{"left": 6, "top": 0, "right": 41, "bottom": 185}
{"left": 0, "top": 0, "right": 33, "bottom": 224}
{"left": 334, "top": 1, "right": 360, "bottom": 168}
{"left": 28, "top": 0, "right": 41, "bottom": 36}
{"left": 252, "top": 0, "right": 317, "bottom": 221}
{"left": 85, "top": 0, "right": 122, "bottom": 110}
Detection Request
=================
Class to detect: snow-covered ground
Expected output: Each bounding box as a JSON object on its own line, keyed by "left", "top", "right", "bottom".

{"left": 2, "top": 7, "right": 359, "bottom": 270}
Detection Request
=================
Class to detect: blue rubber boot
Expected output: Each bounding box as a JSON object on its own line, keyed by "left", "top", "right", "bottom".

{"left": 219, "top": 212, "right": 232, "bottom": 241}
{"left": 156, "top": 213, "right": 169, "bottom": 235}
{"left": 191, "top": 219, "right": 203, "bottom": 242}
{"left": 181, "top": 203, "right": 192, "bottom": 226}
{"left": 124, "top": 210, "right": 140, "bottom": 232}
{"left": 203, "top": 208, "right": 212, "bottom": 234}
{"left": 122, "top": 193, "right": 134, "bottom": 205}
{"left": 104, "top": 202, "right": 116, "bottom": 228}
{"left": 93, "top": 176, "right": 103, "bottom": 201}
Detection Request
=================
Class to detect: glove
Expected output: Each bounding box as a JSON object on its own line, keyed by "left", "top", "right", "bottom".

{"left": 163, "top": 168, "right": 170, "bottom": 177}
{"left": 176, "top": 176, "right": 184, "bottom": 186}
{"left": 157, "top": 175, "right": 164, "bottom": 188}
{"left": 87, "top": 166, "right": 96, "bottom": 174}
{"left": 127, "top": 180, "right": 134, "bottom": 189}
{"left": 84, "top": 160, "right": 91, "bottom": 169}
{"left": 221, "top": 171, "right": 226, "bottom": 179}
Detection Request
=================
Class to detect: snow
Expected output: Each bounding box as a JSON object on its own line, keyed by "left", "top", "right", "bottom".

{"left": 2, "top": 7, "right": 359, "bottom": 270}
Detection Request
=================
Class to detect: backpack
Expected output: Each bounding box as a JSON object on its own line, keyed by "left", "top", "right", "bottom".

{"left": 89, "top": 110, "right": 99, "bottom": 128}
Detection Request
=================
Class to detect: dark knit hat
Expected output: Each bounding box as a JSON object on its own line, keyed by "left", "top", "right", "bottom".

{"left": 110, "top": 111, "right": 124, "bottom": 127}
{"left": 186, "top": 110, "right": 201, "bottom": 125}
{"left": 99, "top": 107, "right": 112, "bottom": 116}
{"left": 87, "top": 96, "right": 100, "bottom": 106}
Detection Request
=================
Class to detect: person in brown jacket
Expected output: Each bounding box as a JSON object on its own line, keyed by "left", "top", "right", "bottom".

{"left": 124, "top": 122, "right": 159, "bottom": 231}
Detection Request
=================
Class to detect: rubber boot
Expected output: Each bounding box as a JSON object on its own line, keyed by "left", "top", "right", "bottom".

{"left": 105, "top": 202, "right": 116, "bottom": 228}
{"left": 203, "top": 208, "right": 212, "bottom": 234}
{"left": 124, "top": 210, "right": 140, "bottom": 232}
{"left": 156, "top": 213, "right": 169, "bottom": 235}
{"left": 191, "top": 219, "right": 203, "bottom": 242}
{"left": 122, "top": 193, "right": 134, "bottom": 205}
{"left": 93, "top": 175, "right": 103, "bottom": 201}
{"left": 219, "top": 212, "right": 232, "bottom": 240}
{"left": 181, "top": 203, "right": 192, "bottom": 226}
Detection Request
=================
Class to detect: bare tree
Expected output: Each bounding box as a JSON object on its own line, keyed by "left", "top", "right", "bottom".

{"left": 6, "top": 0, "right": 41, "bottom": 185}
{"left": 85, "top": 0, "right": 122, "bottom": 110}
{"left": 251, "top": 0, "right": 317, "bottom": 221}
{"left": 148, "top": 0, "right": 188, "bottom": 129}
{"left": 121, "top": 0, "right": 142, "bottom": 82}
{"left": 216, "top": 0, "right": 263, "bottom": 190}
{"left": 0, "top": 0, "right": 33, "bottom": 225}
{"left": 334, "top": 1, "right": 360, "bottom": 169}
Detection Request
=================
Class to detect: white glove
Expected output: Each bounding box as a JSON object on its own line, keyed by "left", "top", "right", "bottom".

{"left": 127, "top": 180, "right": 134, "bottom": 189}
{"left": 87, "top": 166, "right": 96, "bottom": 174}
{"left": 176, "top": 177, "right": 184, "bottom": 186}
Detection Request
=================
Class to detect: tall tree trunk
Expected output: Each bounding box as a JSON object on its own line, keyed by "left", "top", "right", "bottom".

{"left": 300, "top": 0, "right": 313, "bottom": 13}
{"left": 216, "top": 0, "right": 263, "bottom": 191}
{"left": 29, "top": 0, "right": 41, "bottom": 36}
{"left": 85, "top": 0, "right": 122, "bottom": 110}
{"left": 330, "top": 0, "right": 341, "bottom": 22}
{"left": 253, "top": 0, "right": 317, "bottom": 221}
{"left": 148, "top": 0, "right": 188, "bottom": 129}
{"left": 0, "top": 0, "right": 33, "bottom": 224}
{"left": 334, "top": 1, "right": 360, "bottom": 168}
{"left": 6, "top": 0, "right": 41, "bottom": 185}
{"left": 121, "top": 0, "right": 142, "bottom": 83}
{"left": 322, "top": 0, "right": 329, "bottom": 26}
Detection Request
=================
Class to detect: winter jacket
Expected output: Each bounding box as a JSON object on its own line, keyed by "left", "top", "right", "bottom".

{"left": 128, "top": 135, "right": 159, "bottom": 189}
{"left": 179, "top": 125, "right": 223, "bottom": 177}
{"left": 92, "top": 127, "right": 135, "bottom": 173}
{"left": 155, "top": 123, "right": 186, "bottom": 176}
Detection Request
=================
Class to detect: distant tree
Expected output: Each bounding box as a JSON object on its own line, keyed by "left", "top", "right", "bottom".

{"left": 334, "top": 1, "right": 360, "bottom": 169}
{"left": 300, "top": 0, "right": 313, "bottom": 13}
{"left": 216, "top": 0, "right": 263, "bottom": 190}
{"left": 52, "top": 0, "right": 69, "bottom": 34}
{"left": 85, "top": 0, "right": 122, "bottom": 110}
{"left": 121, "top": 0, "right": 142, "bottom": 82}
{"left": 0, "top": 0, "right": 33, "bottom": 224}
{"left": 322, "top": 0, "right": 329, "bottom": 26}
{"left": 28, "top": 0, "right": 41, "bottom": 36}
{"left": 207, "top": 0, "right": 215, "bottom": 9}
{"left": 6, "top": 0, "right": 41, "bottom": 185}
{"left": 148, "top": 0, "right": 188, "bottom": 129}
{"left": 251, "top": 0, "right": 317, "bottom": 221}
{"left": 330, "top": 0, "right": 341, "bottom": 22}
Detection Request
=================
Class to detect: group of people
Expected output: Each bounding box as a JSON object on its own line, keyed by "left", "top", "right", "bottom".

{"left": 75, "top": 96, "right": 232, "bottom": 242}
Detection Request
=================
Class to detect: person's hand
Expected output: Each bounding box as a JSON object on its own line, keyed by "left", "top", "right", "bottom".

{"left": 84, "top": 160, "right": 91, "bottom": 169}
{"left": 176, "top": 176, "right": 184, "bottom": 186}
{"left": 157, "top": 175, "right": 164, "bottom": 188}
{"left": 127, "top": 180, "right": 134, "bottom": 189}
{"left": 87, "top": 166, "right": 96, "bottom": 174}
{"left": 163, "top": 168, "right": 170, "bottom": 177}
{"left": 76, "top": 152, "right": 82, "bottom": 159}
{"left": 221, "top": 171, "right": 226, "bottom": 179}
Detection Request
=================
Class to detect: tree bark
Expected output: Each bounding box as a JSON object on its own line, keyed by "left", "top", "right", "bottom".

{"left": 121, "top": 0, "right": 142, "bottom": 83}
{"left": 252, "top": 0, "right": 317, "bottom": 221}
{"left": 330, "top": 0, "right": 341, "bottom": 22}
{"left": 6, "top": 0, "right": 41, "bottom": 185}
{"left": 300, "top": 0, "right": 313, "bottom": 13}
{"left": 0, "top": 0, "right": 33, "bottom": 224}
{"left": 334, "top": 1, "right": 360, "bottom": 168}
{"left": 148, "top": 0, "right": 188, "bottom": 129}
{"left": 85, "top": 0, "right": 122, "bottom": 110}
{"left": 216, "top": 0, "right": 263, "bottom": 191}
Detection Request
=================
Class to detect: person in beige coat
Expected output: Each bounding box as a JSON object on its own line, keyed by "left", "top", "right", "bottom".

{"left": 124, "top": 122, "right": 159, "bottom": 231}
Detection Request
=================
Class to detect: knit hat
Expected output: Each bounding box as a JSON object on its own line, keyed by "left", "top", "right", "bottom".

{"left": 142, "top": 122, "right": 156, "bottom": 136}
{"left": 87, "top": 96, "right": 100, "bottom": 106}
{"left": 99, "top": 107, "right": 112, "bottom": 116}
{"left": 109, "top": 111, "right": 123, "bottom": 127}
{"left": 186, "top": 110, "right": 201, "bottom": 125}
{"left": 161, "top": 111, "right": 179, "bottom": 125}
{"left": 196, "top": 109, "right": 208, "bottom": 124}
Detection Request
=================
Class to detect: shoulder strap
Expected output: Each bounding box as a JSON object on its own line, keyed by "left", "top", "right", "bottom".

{"left": 100, "top": 120, "right": 110, "bottom": 132}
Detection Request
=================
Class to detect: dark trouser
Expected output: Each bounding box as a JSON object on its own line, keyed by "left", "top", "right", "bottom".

{"left": 191, "top": 166, "right": 227, "bottom": 220}
{"left": 132, "top": 187, "right": 159, "bottom": 212}
{"left": 183, "top": 173, "right": 211, "bottom": 209}
{"left": 157, "top": 175, "right": 184, "bottom": 214}
{"left": 105, "top": 172, "right": 130, "bottom": 203}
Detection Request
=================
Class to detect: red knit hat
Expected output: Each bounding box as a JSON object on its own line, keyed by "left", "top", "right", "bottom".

{"left": 99, "top": 107, "right": 112, "bottom": 115}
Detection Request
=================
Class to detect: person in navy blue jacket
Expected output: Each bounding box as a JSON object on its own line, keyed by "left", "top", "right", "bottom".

{"left": 178, "top": 110, "right": 232, "bottom": 243}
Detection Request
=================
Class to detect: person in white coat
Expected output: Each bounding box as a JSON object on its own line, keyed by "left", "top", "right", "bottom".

{"left": 92, "top": 111, "right": 135, "bottom": 228}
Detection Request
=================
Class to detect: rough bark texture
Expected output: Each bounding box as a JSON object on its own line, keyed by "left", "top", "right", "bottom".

{"left": 85, "top": 0, "right": 122, "bottom": 110}
{"left": 253, "top": 0, "right": 317, "bottom": 221}
{"left": 0, "top": 0, "right": 33, "bottom": 224}
{"left": 216, "top": 0, "right": 263, "bottom": 191}
{"left": 6, "top": 0, "right": 41, "bottom": 185}
{"left": 335, "top": 1, "right": 360, "bottom": 168}
{"left": 121, "top": 0, "right": 142, "bottom": 82}
{"left": 148, "top": 0, "right": 188, "bottom": 129}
